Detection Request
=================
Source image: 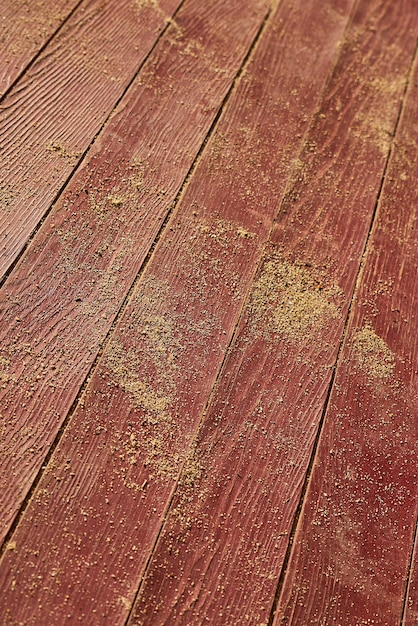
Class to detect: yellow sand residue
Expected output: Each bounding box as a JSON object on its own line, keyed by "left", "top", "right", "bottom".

{"left": 46, "top": 141, "right": 81, "bottom": 163}
{"left": 6, "top": 2, "right": 66, "bottom": 54}
{"left": 119, "top": 596, "right": 132, "bottom": 611}
{"left": 354, "top": 76, "right": 405, "bottom": 156}
{"left": 105, "top": 278, "right": 185, "bottom": 480}
{"left": 0, "top": 357, "right": 10, "bottom": 385}
{"left": 170, "top": 445, "right": 206, "bottom": 530}
{"left": 135, "top": 0, "right": 167, "bottom": 21}
{"left": 237, "top": 226, "right": 255, "bottom": 239}
{"left": 89, "top": 187, "right": 128, "bottom": 224}
{"left": 352, "top": 325, "right": 395, "bottom": 379}
{"left": 180, "top": 215, "right": 255, "bottom": 302}
{"left": 180, "top": 444, "right": 203, "bottom": 489}
{"left": 0, "top": 183, "right": 13, "bottom": 210}
{"left": 249, "top": 260, "right": 341, "bottom": 340}
{"left": 107, "top": 194, "right": 125, "bottom": 207}
{"left": 106, "top": 340, "right": 171, "bottom": 421}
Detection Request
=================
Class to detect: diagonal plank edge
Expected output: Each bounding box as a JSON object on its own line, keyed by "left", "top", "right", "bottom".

{"left": 0, "top": 0, "right": 81, "bottom": 99}
{"left": 274, "top": 23, "right": 418, "bottom": 626}
{"left": 405, "top": 527, "right": 418, "bottom": 625}
{"left": 0, "top": 0, "right": 182, "bottom": 281}
{"left": 0, "top": 0, "right": 358, "bottom": 623}
{"left": 123, "top": 1, "right": 417, "bottom": 624}
{"left": 0, "top": 0, "right": 270, "bottom": 610}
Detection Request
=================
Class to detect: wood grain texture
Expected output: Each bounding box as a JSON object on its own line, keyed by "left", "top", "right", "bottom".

{"left": 0, "top": 1, "right": 270, "bottom": 622}
{"left": 0, "top": 0, "right": 358, "bottom": 623}
{"left": 124, "top": 2, "right": 418, "bottom": 624}
{"left": 405, "top": 533, "right": 418, "bottom": 625}
{"left": 275, "top": 40, "right": 418, "bottom": 625}
{"left": 0, "top": 0, "right": 182, "bottom": 280}
{"left": 0, "top": 0, "right": 80, "bottom": 97}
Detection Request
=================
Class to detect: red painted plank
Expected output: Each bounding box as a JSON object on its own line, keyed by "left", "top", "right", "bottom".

{"left": 405, "top": 534, "right": 418, "bottom": 625}
{"left": 0, "top": 0, "right": 181, "bottom": 280}
{"left": 0, "top": 0, "right": 269, "bottom": 590}
{"left": 0, "top": 0, "right": 80, "bottom": 97}
{"left": 0, "top": 0, "right": 357, "bottom": 623}
{"left": 122, "top": 2, "right": 417, "bottom": 625}
{"left": 275, "top": 44, "right": 418, "bottom": 624}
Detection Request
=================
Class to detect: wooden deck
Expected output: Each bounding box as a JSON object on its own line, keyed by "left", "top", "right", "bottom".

{"left": 0, "top": 1, "right": 417, "bottom": 624}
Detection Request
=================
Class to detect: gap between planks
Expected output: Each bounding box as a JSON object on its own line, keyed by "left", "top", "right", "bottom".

{"left": 0, "top": 0, "right": 354, "bottom": 620}
{"left": 128, "top": 0, "right": 359, "bottom": 618}
{"left": 0, "top": 0, "right": 271, "bottom": 564}
{"left": 273, "top": 20, "right": 418, "bottom": 623}
{"left": 0, "top": 0, "right": 83, "bottom": 99}
{"left": 126, "top": 1, "right": 418, "bottom": 623}
{"left": 0, "top": 0, "right": 182, "bottom": 292}
{"left": 0, "top": 0, "right": 272, "bottom": 579}
{"left": 402, "top": 523, "right": 418, "bottom": 625}
{"left": 268, "top": 32, "right": 418, "bottom": 625}
{"left": 0, "top": 0, "right": 182, "bottom": 282}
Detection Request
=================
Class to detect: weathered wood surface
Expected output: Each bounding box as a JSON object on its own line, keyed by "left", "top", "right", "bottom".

{"left": 0, "top": 0, "right": 359, "bottom": 623}
{"left": 0, "top": 0, "right": 182, "bottom": 281}
{"left": 405, "top": 534, "right": 418, "bottom": 625}
{"left": 0, "top": 0, "right": 269, "bottom": 578}
{"left": 0, "top": 0, "right": 80, "bottom": 97}
{"left": 275, "top": 39, "right": 418, "bottom": 624}
{"left": 125, "top": 2, "right": 417, "bottom": 624}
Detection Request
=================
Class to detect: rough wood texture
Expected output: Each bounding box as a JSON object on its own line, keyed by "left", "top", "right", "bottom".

{"left": 0, "top": 0, "right": 269, "bottom": 602}
{"left": 0, "top": 0, "right": 358, "bottom": 623}
{"left": 125, "top": 2, "right": 417, "bottom": 624}
{"left": 276, "top": 40, "right": 418, "bottom": 625}
{"left": 0, "top": 0, "right": 181, "bottom": 280}
{"left": 405, "top": 534, "right": 418, "bottom": 625}
{"left": 0, "top": 0, "right": 80, "bottom": 97}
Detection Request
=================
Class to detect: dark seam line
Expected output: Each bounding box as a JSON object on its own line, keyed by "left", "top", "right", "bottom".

{"left": 0, "top": 0, "right": 187, "bottom": 560}
{"left": 267, "top": 23, "right": 418, "bottom": 626}
{"left": 0, "top": 0, "right": 85, "bottom": 108}
{"left": 399, "top": 35, "right": 418, "bottom": 626}
{"left": 0, "top": 4, "right": 177, "bottom": 291}
{"left": 401, "top": 520, "right": 418, "bottom": 624}
{"left": 124, "top": 0, "right": 366, "bottom": 620}
{"left": 121, "top": 7, "right": 275, "bottom": 625}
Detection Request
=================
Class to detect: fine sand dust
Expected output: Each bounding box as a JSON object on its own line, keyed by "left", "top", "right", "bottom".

{"left": 248, "top": 258, "right": 342, "bottom": 341}
{"left": 352, "top": 325, "right": 395, "bottom": 379}
{"left": 104, "top": 277, "right": 184, "bottom": 481}
{"left": 0, "top": 356, "right": 10, "bottom": 385}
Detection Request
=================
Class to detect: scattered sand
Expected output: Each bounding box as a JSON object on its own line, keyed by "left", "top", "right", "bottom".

{"left": 46, "top": 141, "right": 81, "bottom": 163}
{"left": 353, "top": 75, "right": 405, "bottom": 156}
{"left": 0, "top": 183, "right": 13, "bottom": 212}
{"left": 248, "top": 259, "right": 341, "bottom": 341}
{"left": 119, "top": 596, "right": 132, "bottom": 611}
{"left": 3, "top": 2, "right": 66, "bottom": 55}
{"left": 135, "top": 0, "right": 165, "bottom": 15}
{"left": 105, "top": 332, "right": 174, "bottom": 424}
{"left": 104, "top": 277, "right": 184, "bottom": 480}
{"left": 0, "top": 357, "right": 10, "bottom": 385}
{"left": 237, "top": 226, "right": 255, "bottom": 239}
{"left": 352, "top": 325, "right": 395, "bottom": 379}
{"left": 107, "top": 194, "right": 125, "bottom": 207}
{"left": 179, "top": 444, "right": 203, "bottom": 489}
{"left": 170, "top": 444, "right": 206, "bottom": 531}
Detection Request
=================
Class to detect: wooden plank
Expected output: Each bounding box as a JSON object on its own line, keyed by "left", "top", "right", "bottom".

{"left": 0, "top": 0, "right": 80, "bottom": 97}
{"left": 0, "top": 0, "right": 358, "bottom": 623}
{"left": 0, "top": 0, "right": 269, "bottom": 582}
{"left": 275, "top": 43, "right": 418, "bottom": 625}
{"left": 0, "top": 0, "right": 182, "bottom": 281}
{"left": 405, "top": 533, "right": 418, "bottom": 625}
{"left": 123, "top": 2, "right": 418, "bottom": 625}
